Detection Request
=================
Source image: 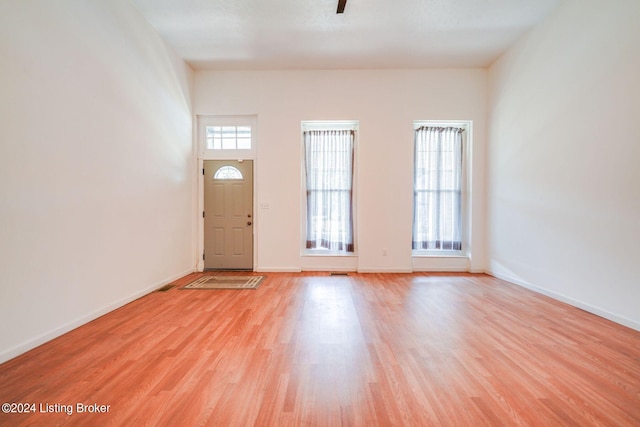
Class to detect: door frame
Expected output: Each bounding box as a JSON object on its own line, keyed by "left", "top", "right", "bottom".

{"left": 196, "top": 115, "right": 258, "bottom": 272}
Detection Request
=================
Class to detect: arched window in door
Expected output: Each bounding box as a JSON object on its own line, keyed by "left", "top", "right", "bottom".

{"left": 213, "top": 166, "right": 243, "bottom": 180}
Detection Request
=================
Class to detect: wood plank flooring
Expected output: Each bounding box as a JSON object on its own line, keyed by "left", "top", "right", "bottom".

{"left": 0, "top": 273, "right": 638, "bottom": 426}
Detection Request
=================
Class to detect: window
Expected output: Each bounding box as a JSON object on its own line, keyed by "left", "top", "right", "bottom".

{"left": 206, "top": 126, "right": 251, "bottom": 150}
{"left": 413, "top": 124, "right": 465, "bottom": 253}
{"left": 198, "top": 115, "right": 257, "bottom": 159}
{"left": 213, "top": 166, "right": 243, "bottom": 180}
{"left": 302, "top": 122, "right": 357, "bottom": 253}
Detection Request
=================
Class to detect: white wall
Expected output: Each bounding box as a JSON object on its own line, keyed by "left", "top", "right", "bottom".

{"left": 487, "top": 0, "right": 640, "bottom": 329}
{"left": 194, "top": 69, "right": 487, "bottom": 273}
{"left": 0, "top": 0, "right": 194, "bottom": 363}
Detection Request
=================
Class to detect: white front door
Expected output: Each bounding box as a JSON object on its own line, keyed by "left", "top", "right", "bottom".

{"left": 204, "top": 160, "right": 253, "bottom": 270}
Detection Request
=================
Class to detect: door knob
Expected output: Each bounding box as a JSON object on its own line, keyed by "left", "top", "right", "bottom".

{"left": 247, "top": 221, "right": 252, "bottom": 226}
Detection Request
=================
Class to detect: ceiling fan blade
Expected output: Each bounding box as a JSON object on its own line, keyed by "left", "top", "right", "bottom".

{"left": 337, "top": 0, "right": 347, "bottom": 14}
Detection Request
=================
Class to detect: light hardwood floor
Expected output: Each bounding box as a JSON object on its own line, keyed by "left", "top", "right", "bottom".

{"left": 0, "top": 273, "right": 639, "bottom": 426}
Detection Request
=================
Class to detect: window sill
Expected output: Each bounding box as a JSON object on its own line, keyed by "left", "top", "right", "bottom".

{"left": 412, "top": 251, "right": 467, "bottom": 258}
{"left": 302, "top": 251, "right": 357, "bottom": 257}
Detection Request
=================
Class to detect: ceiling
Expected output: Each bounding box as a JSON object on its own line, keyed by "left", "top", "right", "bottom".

{"left": 129, "top": 0, "right": 561, "bottom": 70}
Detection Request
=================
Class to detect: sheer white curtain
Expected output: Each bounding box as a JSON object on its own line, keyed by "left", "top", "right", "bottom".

{"left": 413, "top": 126, "right": 463, "bottom": 251}
{"left": 304, "top": 130, "right": 354, "bottom": 252}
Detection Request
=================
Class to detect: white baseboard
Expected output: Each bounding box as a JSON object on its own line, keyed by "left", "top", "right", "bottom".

{"left": 357, "top": 268, "right": 413, "bottom": 273}
{"left": 488, "top": 271, "right": 640, "bottom": 332}
{"left": 301, "top": 267, "right": 355, "bottom": 272}
{"left": 256, "top": 267, "right": 302, "bottom": 273}
{"left": 0, "top": 268, "right": 195, "bottom": 365}
{"left": 259, "top": 267, "right": 482, "bottom": 274}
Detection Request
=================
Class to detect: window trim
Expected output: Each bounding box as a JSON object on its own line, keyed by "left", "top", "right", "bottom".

{"left": 412, "top": 120, "right": 472, "bottom": 258}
